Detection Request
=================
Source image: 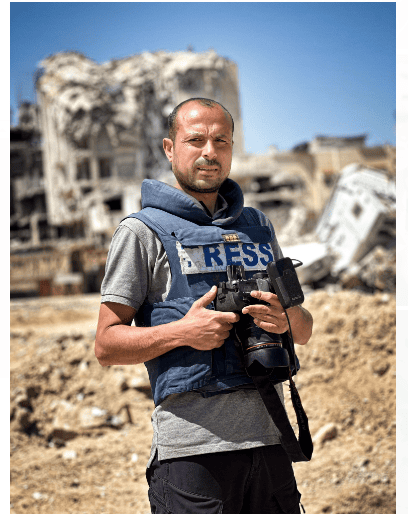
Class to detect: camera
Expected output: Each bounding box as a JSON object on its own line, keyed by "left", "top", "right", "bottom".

{"left": 214, "top": 258, "right": 304, "bottom": 382}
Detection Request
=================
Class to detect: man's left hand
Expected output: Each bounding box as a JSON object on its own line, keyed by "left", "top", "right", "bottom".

{"left": 241, "top": 290, "right": 289, "bottom": 334}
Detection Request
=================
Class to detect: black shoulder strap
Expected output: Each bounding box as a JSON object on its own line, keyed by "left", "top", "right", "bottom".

{"left": 251, "top": 371, "right": 313, "bottom": 462}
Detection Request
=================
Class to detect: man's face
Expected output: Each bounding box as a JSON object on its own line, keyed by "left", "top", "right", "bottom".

{"left": 163, "top": 102, "right": 234, "bottom": 194}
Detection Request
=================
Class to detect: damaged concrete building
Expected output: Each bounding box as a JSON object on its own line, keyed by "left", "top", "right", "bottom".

{"left": 35, "top": 50, "right": 244, "bottom": 243}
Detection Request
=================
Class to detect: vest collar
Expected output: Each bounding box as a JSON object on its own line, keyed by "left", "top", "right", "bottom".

{"left": 140, "top": 178, "right": 244, "bottom": 226}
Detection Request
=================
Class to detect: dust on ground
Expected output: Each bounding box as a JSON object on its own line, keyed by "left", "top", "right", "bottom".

{"left": 10, "top": 290, "right": 396, "bottom": 514}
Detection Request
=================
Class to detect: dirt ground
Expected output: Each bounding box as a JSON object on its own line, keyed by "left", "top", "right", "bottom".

{"left": 10, "top": 289, "right": 396, "bottom": 514}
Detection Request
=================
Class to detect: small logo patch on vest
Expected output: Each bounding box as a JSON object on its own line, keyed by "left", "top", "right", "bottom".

{"left": 222, "top": 233, "right": 241, "bottom": 242}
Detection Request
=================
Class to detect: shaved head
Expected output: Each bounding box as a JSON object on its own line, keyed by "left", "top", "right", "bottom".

{"left": 168, "top": 98, "right": 234, "bottom": 142}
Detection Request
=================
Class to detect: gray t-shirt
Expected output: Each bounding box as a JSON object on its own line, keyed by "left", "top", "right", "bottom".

{"left": 101, "top": 195, "right": 285, "bottom": 465}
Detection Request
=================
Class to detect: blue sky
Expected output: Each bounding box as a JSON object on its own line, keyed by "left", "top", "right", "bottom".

{"left": 10, "top": 2, "right": 396, "bottom": 154}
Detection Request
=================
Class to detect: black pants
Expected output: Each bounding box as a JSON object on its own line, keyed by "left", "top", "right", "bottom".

{"left": 146, "top": 445, "right": 302, "bottom": 514}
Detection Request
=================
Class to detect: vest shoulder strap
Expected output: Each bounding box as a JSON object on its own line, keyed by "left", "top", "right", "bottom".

{"left": 124, "top": 208, "right": 178, "bottom": 237}
{"left": 241, "top": 207, "right": 262, "bottom": 226}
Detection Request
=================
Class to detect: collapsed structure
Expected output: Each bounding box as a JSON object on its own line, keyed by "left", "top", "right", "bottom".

{"left": 10, "top": 49, "right": 396, "bottom": 297}
{"left": 281, "top": 164, "right": 396, "bottom": 292}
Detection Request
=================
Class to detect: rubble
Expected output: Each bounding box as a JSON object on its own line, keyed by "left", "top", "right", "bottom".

{"left": 10, "top": 289, "right": 396, "bottom": 514}
{"left": 236, "top": 136, "right": 395, "bottom": 220}
{"left": 10, "top": 296, "right": 151, "bottom": 446}
{"left": 62, "top": 450, "right": 77, "bottom": 460}
{"left": 11, "top": 49, "right": 245, "bottom": 286}
{"left": 315, "top": 164, "right": 396, "bottom": 273}
{"left": 338, "top": 245, "right": 396, "bottom": 293}
{"left": 312, "top": 423, "right": 339, "bottom": 448}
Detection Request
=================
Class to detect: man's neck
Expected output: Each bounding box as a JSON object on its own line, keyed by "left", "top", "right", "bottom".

{"left": 174, "top": 184, "right": 218, "bottom": 215}
{"left": 194, "top": 193, "right": 218, "bottom": 215}
{"left": 199, "top": 201, "right": 214, "bottom": 217}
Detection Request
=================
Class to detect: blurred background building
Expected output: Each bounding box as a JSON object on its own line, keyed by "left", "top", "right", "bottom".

{"left": 10, "top": 50, "right": 396, "bottom": 298}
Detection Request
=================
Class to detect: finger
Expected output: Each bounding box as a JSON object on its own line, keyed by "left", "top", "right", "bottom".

{"left": 218, "top": 322, "right": 236, "bottom": 337}
{"left": 253, "top": 318, "right": 286, "bottom": 333}
{"left": 242, "top": 305, "right": 278, "bottom": 316}
{"left": 219, "top": 312, "right": 240, "bottom": 323}
{"left": 250, "top": 290, "right": 279, "bottom": 304}
{"left": 212, "top": 311, "right": 239, "bottom": 324}
{"left": 260, "top": 311, "right": 288, "bottom": 327}
{"left": 193, "top": 285, "right": 218, "bottom": 308}
{"left": 251, "top": 311, "right": 278, "bottom": 323}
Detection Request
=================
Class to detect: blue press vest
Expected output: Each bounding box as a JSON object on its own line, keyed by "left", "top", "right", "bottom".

{"left": 126, "top": 179, "right": 281, "bottom": 406}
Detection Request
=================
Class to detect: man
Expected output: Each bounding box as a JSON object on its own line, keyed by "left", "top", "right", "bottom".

{"left": 95, "top": 98, "right": 313, "bottom": 514}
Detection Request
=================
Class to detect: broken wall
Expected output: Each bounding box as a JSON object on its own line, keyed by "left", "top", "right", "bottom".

{"left": 10, "top": 112, "right": 53, "bottom": 247}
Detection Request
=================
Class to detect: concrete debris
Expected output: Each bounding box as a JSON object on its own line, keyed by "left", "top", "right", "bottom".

{"left": 9, "top": 312, "right": 151, "bottom": 442}
{"left": 10, "top": 291, "right": 396, "bottom": 512}
{"left": 277, "top": 205, "right": 312, "bottom": 245}
{"left": 129, "top": 374, "right": 151, "bottom": 390}
{"left": 338, "top": 246, "right": 396, "bottom": 293}
{"left": 107, "top": 366, "right": 151, "bottom": 393}
{"left": 48, "top": 400, "right": 126, "bottom": 440}
{"left": 62, "top": 450, "right": 78, "bottom": 460}
{"left": 312, "top": 422, "right": 339, "bottom": 448}
{"left": 51, "top": 400, "right": 78, "bottom": 432}
{"left": 11, "top": 406, "right": 33, "bottom": 432}
{"left": 32, "top": 492, "right": 48, "bottom": 501}
{"left": 38, "top": 50, "right": 240, "bottom": 145}
{"left": 353, "top": 246, "right": 396, "bottom": 292}
{"left": 237, "top": 136, "right": 395, "bottom": 219}
{"left": 369, "top": 358, "right": 390, "bottom": 377}
{"left": 47, "top": 427, "right": 78, "bottom": 446}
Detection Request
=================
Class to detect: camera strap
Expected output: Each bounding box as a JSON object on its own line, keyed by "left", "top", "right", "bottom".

{"left": 251, "top": 371, "right": 313, "bottom": 462}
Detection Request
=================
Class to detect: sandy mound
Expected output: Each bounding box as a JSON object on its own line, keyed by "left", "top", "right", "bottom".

{"left": 10, "top": 290, "right": 395, "bottom": 514}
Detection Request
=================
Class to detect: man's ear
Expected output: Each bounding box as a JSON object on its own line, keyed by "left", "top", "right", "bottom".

{"left": 163, "top": 138, "right": 174, "bottom": 162}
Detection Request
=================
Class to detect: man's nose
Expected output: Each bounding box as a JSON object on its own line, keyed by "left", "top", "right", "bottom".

{"left": 202, "top": 139, "right": 217, "bottom": 161}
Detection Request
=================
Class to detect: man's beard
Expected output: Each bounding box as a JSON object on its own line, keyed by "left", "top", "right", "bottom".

{"left": 173, "top": 159, "right": 227, "bottom": 194}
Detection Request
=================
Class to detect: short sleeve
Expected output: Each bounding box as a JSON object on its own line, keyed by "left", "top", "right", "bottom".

{"left": 101, "top": 218, "right": 171, "bottom": 311}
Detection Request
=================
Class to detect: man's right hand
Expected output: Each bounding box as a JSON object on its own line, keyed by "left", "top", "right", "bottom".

{"left": 178, "top": 286, "right": 240, "bottom": 351}
{"left": 95, "top": 286, "right": 239, "bottom": 367}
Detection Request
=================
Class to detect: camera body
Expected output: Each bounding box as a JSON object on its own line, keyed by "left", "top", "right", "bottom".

{"left": 215, "top": 258, "right": 304, "bottom": 312}
{"left": 214, "top": 258, "right": 304, "bottom": 381}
